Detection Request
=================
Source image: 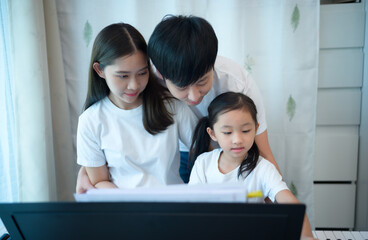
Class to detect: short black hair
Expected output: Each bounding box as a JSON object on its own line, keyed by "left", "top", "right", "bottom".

{"left": 148, "top": 15, "right": 218, "bottom": 87}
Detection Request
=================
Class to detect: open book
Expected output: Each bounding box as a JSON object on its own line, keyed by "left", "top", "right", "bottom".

{"left": 74, "top": 183, "right": 261, "bottom": 203}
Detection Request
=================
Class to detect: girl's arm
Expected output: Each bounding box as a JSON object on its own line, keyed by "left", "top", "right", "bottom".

{"left": 85, "top": 164, "right": 117, "bottom": 189}
{"left": 275, "top": 190, "right": 314, "bottom": 239}
{"left": 255, "top": 130, "right": 281, "bottom": 174}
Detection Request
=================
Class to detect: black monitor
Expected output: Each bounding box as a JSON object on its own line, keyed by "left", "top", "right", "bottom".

{"left": 0, "top": 202, "right": 305, "bottom": 240}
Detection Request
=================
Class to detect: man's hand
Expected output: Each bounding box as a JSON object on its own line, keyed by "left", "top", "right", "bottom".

{"left": 76, "top": 166, "right": 96, "bottom": 193}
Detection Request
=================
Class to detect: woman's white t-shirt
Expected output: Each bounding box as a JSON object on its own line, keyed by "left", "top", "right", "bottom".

{"left": 77, "top": 97, "right": 197, "bottom": 189}
{"left": 188, "top": 148, "right": 288, "bottom": 202}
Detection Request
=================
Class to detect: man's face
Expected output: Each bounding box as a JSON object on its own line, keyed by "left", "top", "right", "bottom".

{"left": 165, "top": 70, "right": 214, "bottom": 106}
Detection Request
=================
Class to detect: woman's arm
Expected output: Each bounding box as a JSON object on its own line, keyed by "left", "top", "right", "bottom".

{"left": 85, "top": 164, "right": 117, "bottom": 189}
{"left": 255, "top": 130, "right": 281, "bottom": 174}
{"left": 275, "top": 190, "right": 314, "bottom": 239}
{"left": 76, "top": 166, "right": 96, "bottom": 193}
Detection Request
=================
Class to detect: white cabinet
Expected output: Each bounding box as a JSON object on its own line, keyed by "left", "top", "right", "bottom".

{"left": 316, "top": 89, "right": 361, "bottom": 125}
{"left": 319, "top": 3, "right": 365, "bottom": 48}
{"left": 318, "top": 49, "right": 363, "bottom": 88}
{"left": 315, "top": 2, "right": 365, "bottom": 229}
{"left": 314, "top": 184, "right": 356, "bottom": 229}
{"left": 314, "top": 126, "right": 359, "bottom": 181}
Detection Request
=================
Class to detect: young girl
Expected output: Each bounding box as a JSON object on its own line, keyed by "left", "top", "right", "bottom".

{"left": 76, "top": 23, "right": 197, "bottom": 189}
{"left": 188, "top": 92, "right": 314, "bottom": 239}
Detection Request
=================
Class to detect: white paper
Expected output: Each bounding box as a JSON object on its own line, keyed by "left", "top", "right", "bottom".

{"left": 74, "top": 183, "right": 248, "bottom": 203}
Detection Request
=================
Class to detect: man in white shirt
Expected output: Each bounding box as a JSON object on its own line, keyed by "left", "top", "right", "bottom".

{"left": 147, "top": 15, "right": 279, "bottom": 183}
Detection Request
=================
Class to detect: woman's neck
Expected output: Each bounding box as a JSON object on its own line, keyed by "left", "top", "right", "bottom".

{"left": 108, "top": 94, "right": 142, "bottom": 110}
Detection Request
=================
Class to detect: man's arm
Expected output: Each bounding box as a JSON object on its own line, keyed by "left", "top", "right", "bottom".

{"left": 255, "top": 130, "right": 281, "bottom": 174}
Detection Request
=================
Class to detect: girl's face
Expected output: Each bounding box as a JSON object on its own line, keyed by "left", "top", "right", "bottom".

{"left": 207, "top": 109, "right": 258, "bottom": 163}
{"left": 94, "top": 51, "right": 149, "bottom": 110}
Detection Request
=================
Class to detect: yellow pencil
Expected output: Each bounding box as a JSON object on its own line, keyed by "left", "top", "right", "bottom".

{"left": 246, "top": 190, "right": 263, "bottom": 199}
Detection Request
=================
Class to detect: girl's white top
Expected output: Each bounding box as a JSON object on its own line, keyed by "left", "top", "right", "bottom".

{"left": 189, "top": 148, "right": 289, "bottom": 202}
{"left": 77, "top": 97, "right": 197, "bottom": 188}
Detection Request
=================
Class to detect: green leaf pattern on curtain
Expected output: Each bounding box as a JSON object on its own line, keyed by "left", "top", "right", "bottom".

{"left": 287, "top": 95, "right": 296, "bottom": 121}
{"left": 244, "top": 54, "right": 255, "bottom": 73}
{"left": 290, "top": 182, "right": 298, "bottom": 197}
{"left": 83, "top": 20, "right": 92, "bottom": 47}
{"left": 291, "top": 4, "right": 300, "bottom": 32}
{"left": 287, "top": 5, "right": 300, "bottom": 122}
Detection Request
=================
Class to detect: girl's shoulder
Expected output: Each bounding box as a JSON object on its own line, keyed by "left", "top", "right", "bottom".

{"left": 253, "top": 156, "right": 280, "bottom": 175}
{"left": 79, "top": 97, "right": 110, "bottom": 124}
{"left": 195, "top": 148, "right": 222, "bottom": 165}
{"left": 80, "top": 99, "right": 103, "bottom": 117}
{"left": 256, "top": 156, "right": 268, "bottom": 166}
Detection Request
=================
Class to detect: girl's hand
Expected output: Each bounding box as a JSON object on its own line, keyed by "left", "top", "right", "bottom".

{"left": 301, "top": 237, "right": 318, "bottom": 240}
{"left": 76, "top": 166, "right": 96, "bottom": 193}
{"left": 275, "top": 190, "right": 314, "bottom": 239}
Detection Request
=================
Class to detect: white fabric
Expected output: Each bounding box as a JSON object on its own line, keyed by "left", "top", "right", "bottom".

{"left": 189, "top": 148, "right": 289, "bottom": 202}
{"left": 77, "top": 97, "right": 197, "bottom": 188}
{"left": 0, "top": 0, "right": 18, "bottom": 202}
{"left": 189, "top": 56, "right": 267, "bottom": 135}
{"left": 44, "top": 0, "right": 77, "bottom": 201}
{"left": 2, "top": 0, "right": 75, "bottom": 202}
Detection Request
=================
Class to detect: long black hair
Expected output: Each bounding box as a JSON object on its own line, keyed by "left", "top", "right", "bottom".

{"left": 189, "top": 92, "right": 260, "bottom": 178}
{"left": 84, "top": 23, "right": 173, "bottom": 134}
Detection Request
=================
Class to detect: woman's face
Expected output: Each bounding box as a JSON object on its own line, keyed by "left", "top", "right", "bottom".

{"left": 95, "top": 51, "right": 149, "bottom": 110}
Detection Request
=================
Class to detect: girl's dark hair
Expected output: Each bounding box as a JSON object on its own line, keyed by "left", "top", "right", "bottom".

{"left": 189, "top": 92, "right": 259, "bottom": 178}
{"left": 148, "top": 15, "right": 218, "bottom": 87}
{"left": 84, "top": 23, "right": 173, "bottom": 134}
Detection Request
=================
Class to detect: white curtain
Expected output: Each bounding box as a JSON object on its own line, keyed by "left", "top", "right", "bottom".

{"left": 0, "top": 0, "right": 76, "bottom": 202}
{"left": 55, "top": 0, "right": 319, "bottom": 224}
{"left": 0, "top": 0, "right": 18, "bottom": 202}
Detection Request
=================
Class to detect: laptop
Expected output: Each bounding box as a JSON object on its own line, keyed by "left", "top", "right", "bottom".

{"left": 0, "top": 201, "right": 305, "bottom": 240}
